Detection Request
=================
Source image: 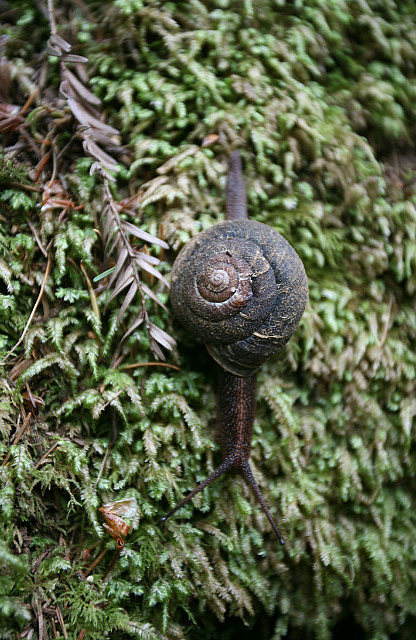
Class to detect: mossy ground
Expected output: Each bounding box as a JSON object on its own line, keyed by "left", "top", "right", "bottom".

{"left": 1, "top": 1, "right": 416, "bottom": 639}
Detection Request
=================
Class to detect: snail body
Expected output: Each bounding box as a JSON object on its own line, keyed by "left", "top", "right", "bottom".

{"left": 162, "top": 152, "right": 308, "bottom": 543}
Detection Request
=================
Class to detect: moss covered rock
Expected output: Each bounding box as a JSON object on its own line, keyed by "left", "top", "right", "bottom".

{"left": 1, "top": 1, "right": 416, "bottom": 638}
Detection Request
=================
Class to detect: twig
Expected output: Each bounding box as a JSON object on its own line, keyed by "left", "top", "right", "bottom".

{"left": 120, "top": 361, "right": 180, "bottom": 371}
{"left": 0, "top": 256, "right": 51, "bottom": 364}
{"left": 47, "top": 147, "right": 58, "bottom": 188}
{"left": 83, "top": 549, "right": 108, "bottom": 577}
{"left": 19, "top": 127, "right": 42, "bottom": 160}
{"left": 103, "top": 549, "right": 121, "bottom": 582}
{"left": 47, "top": 0, "right": 57, "bottom": 36}
{"left": 34, "top": 441, "right": 59, "bottom": 470}
{"left": 378, "top": 297, "right": 393, "bottom": 347}
{"left": 28, "top": 220, "right": 48, "bottom": 257}
{"left": 55, "top": 606, "right": 68, "bottom": 640}
{"left": 33, "top": 150, "right": 52, "bottom": 182}
{"left": 101, "top": 389, "right": 124, "bottom": 412}
{"left": 19, "top": 88, "right": 39, "bottom": 116}
{"left": 51, "top": 615, "right": 59, "bottom": 639}
{"left": 80, "top": 261, "right": 100, "bottom": 320}
{"left": 38, "top": 603, "right": 46, "bottom": 640}
{"left": 7, "top": 181, "right": 40, "bottom": 192}
{"left": 94, "top": 444, "right": 110, "bottom": 487}
{"left": 2, "top": 413, "right": 32, "bottom": 466}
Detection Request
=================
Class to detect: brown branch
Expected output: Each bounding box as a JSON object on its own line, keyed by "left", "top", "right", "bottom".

{"left": 80, "top": 261, "right": 100, "bottom": 320}
{"left": 34, "top": 441, "right": 59, "bottom": 470}
{"left": 94, "top": 444, "right": 111, "bottom": 488}
{"left": 120, "top": 361, "right": 180, "bottom": 371}
{"left": 55, "top": 606, "right": 68, "bottom": 640}
{"left": 28, "top": 220, "right": 48, "bottom": 257}
{"left": 47, "top": 0, "right": 57, "bottom": 36}
{"left": 83, "top": 549, "right": 108, "bottom": 577}
{"left": 378, "top": 297, "right": 393, "bottom": 348}
{"left": 2, "top": 413, "right": 32, "bottom": 466}
{"left": 0, "top": 256, "right": 52, "bottom": 365}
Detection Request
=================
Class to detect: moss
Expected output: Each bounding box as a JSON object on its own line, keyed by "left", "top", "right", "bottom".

{"left": 1, "top": 0, "right": 416, "bottom": 638}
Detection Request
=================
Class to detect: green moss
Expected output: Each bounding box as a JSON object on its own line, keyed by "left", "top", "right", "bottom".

{"left": 1, "top": 0, "right": 416, "bottom": 638}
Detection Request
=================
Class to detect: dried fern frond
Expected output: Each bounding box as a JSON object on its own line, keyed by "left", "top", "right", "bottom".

{"left": 99, "top": 174, "right": 175, "bottom": 359}
{"left": 46, "top": 16, "right": 120, "bottom": 176}
{"left": 44, "top": 4, "right": 174, "bottom": 361}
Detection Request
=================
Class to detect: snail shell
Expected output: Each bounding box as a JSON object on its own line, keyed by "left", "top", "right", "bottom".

{"left": 170, "top": 219, "right": 308, "bottom": 377}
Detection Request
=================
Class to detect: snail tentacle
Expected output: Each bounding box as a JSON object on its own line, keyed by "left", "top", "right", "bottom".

{"left": 226, "top": 150, "right": 247, "bottom": 220}
{"left": 240, "top": 461, "right": 285, "bottom": 545}
{"left": 160, "top": 458, "right": 233, "bottom": 523}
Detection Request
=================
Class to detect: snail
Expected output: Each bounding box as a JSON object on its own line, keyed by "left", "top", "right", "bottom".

{"left": 162, "top": 151, "right": 308, "bottom": 543}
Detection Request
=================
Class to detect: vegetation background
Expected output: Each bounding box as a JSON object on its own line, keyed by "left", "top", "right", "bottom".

{"left": 1, "top": 0, "right": 416, "bottom": 638}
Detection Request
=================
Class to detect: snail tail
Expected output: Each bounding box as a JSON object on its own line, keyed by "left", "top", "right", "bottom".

{"left": 240, "top": 461, "right": 285, "bottom": 545}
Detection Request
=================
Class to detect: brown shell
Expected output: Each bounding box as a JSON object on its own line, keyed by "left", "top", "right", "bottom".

{"left": 170, "top": 219, "right": 308, "bottom": 377}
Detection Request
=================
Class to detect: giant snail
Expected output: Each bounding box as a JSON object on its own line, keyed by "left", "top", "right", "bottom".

{"left": 162, "top": 151, "right": 308, "bottom": 543}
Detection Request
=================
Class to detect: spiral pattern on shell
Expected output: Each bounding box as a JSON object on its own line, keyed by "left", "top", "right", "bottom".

{"left": 170, "top": 219, "right": 308, "bottom": 377}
